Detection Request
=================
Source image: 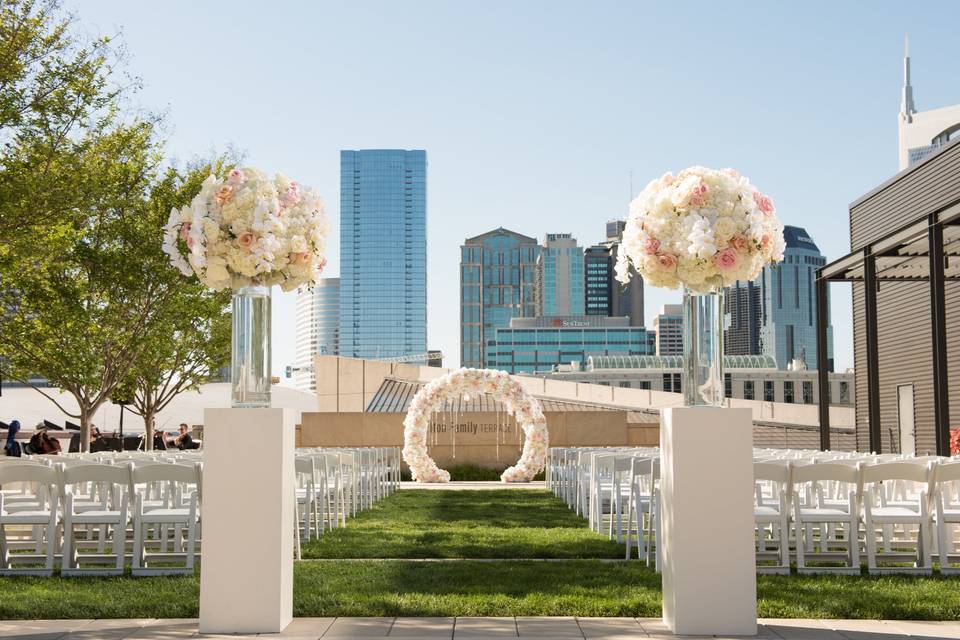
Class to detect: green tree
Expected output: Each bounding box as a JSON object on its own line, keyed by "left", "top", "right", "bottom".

{"left": 117, "top": 165, "right": 232, "bottom": 451}
{"left": 0, "top": 121, "right": 175, "bottom": 451}
{"left": 0, "top": 0, "right": 130, "bottom": 241}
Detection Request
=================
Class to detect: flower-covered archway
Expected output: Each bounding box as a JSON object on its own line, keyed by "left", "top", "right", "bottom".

{"left": 402, "top": 368, "right": 549, "bottom": 483}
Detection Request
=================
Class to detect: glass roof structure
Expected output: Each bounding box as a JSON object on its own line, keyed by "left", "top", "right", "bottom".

{"left": 586, "top": 354, "right": 777, "bottom": 371}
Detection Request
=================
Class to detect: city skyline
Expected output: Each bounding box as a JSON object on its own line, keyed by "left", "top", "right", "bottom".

{"left": 73, "top": 2, "right": 960, "bottom": 379}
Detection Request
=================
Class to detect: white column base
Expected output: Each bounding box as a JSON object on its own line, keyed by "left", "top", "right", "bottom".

{"left": 199, "top": 408, "right": 294, "bottom": 634}
{"left": 660, "top": 406, "right": 757, "bottom": 636}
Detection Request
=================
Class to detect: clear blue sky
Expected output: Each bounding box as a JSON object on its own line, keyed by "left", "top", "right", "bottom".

{"left": 79, "top": 1, "right": 959, "bottom": 378}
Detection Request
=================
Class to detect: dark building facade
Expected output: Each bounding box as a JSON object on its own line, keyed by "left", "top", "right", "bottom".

{"left": 584, "top": 221, "right": 644, "bottom": 327}
{"left": 837, "top": 138, "right": 960, "bottom": 455}
{"left": 724, "top": 280, "right": 762, "bottom": 356}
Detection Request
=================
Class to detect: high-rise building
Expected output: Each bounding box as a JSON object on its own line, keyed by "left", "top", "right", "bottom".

{"left": 653, "top": 304, "right": 683, "bottom": 356}
{"left": 724, "top": 280, "right": 762, "bottom": 356}
{"left": 536, "top": 233, "right": 584, "bottom": 317}
{"left": 758, "top": 226, "right": 833, "bottom": 371}
{"left": 898, "top": 36, "right": 960, "bottom": 170}
{"left": 460, "top": 228, "right": 539, "bottom": 368}
{"left": 584, "top": 221, "right": 644, "bottom": 326}
{"left": 339, "top": 150, "right": 427, "bottom": 361}
{"left": 484, "top": 315, "right": 654, "bottom": 374}
{"left": 294, "top": 278, "right": 340, "bottom": 392}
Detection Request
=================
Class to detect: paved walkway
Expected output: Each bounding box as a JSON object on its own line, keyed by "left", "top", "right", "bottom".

{"left": 398, "top": 481, "right": 546, "bottom": 490}
{"left": 3, "top": 618, "right": 960, "bottom": 639}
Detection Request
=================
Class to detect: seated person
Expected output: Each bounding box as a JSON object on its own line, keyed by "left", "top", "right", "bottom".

{"left": 173, "top": 423, "right": 198, "bottom": 450}
{"left": 27, "top": 428, "right": 62, "bottom": 455}
{"left": 153, "top": 430, "right": 168, "bottom": 450}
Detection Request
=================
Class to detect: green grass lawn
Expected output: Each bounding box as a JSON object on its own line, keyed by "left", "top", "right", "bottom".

{"left": 299, "top": 489, "right": 626, "bottom": 559}
{"left": 0, "top": 563, "right": 958, "bottom": 620}
{"left": 0, "top": 489, "right": 957, "bottom": 620}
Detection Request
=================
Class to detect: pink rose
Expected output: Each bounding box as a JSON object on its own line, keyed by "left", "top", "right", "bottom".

{"left": 761, "top": 234, "right": 771, "bottom": 248}
{"left": 290, "top": 251, "right": 312, "bottom": 265}
{"left": 216, "top": 186, "right": 233, "bottom": 205}
{"left": 688, "top": 181, "right": 709, "bottom": 207}
{"left": 713, "top": 248, "right": 740, "bottom": 271}
{"left": 753, "top": 191, "right": 775, "bottom": 215}
{"left": 237, "top": 232, "right": 256, "bottom": 249}
{"left": 729, "top": 234, "right": 749, "bottom": 253}
{"left": 643, "top": 237, "right": 661, "bottom": 255}
{"left": 656, "top": 253, "right": 677, "bottom": 270}
{"left": 228, "top": 169, "right": 244, "bottom": 184}
{"left": 179, "top": 223, "right": 191, "bottom": 242}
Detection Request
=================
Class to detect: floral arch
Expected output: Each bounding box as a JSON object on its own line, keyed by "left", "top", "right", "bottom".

{"left": 402, "top": 368, "right": 549, "bottom": 483}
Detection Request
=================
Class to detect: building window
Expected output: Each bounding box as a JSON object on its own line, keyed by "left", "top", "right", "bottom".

{"left": 639, "top": 381, "right": 651, "bottom": 390}
{"left": 724, "top": 373, "right": 732, "bottom": 398}
{"left": 802, "top": 381, "right": 813, "bottom": 404}
{"left": 673, "top": 373, "right": 681, "bottom": 393}
{"left": 784, "top": 381, "right": 794, "bottom": 404}
{"left": 662, "top": 373, "right": 672, "bottom": 392}
{"left": 764, "top": 380, "right": 775, "bottom": 402}
{"left": 743, "top": 380, "right": 754, "bottom": 400}
{"left": 839, "top": 381, "right": 849, "bottom": 404}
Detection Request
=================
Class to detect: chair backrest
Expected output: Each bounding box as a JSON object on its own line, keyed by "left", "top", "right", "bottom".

{"left": 754, "top": 461, "right": 791, "bottom": 484}
{"left": 131, "top": 463, "right": 199, "bottom": 486}
{"left": 791, "top": 462, "right": 860, "bottom": 485}
{"left": 934, "top": 460, "right": 960, "bottom": 484}
{"left": 0, "top": 461, "right": 59, "bottom": 486}
{"left": 61, "top": 462, "right": 132, "bottom": 486}
{"left": 861, "top": 461, "right": 932, "bottom": 486}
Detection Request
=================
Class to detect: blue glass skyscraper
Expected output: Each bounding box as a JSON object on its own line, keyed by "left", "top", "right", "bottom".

{"left": 339, "top": 150, "right": 427, "bottom": 361}
{"left": 759, "top": 226, "right": 833, "bottom": 371}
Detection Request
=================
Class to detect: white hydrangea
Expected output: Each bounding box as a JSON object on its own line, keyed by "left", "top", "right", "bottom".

{"left": 162, "top": 167, "right": 329, "bottom": 292}
{"left": 617, "top": 166, "right": 785, "bottom": 293}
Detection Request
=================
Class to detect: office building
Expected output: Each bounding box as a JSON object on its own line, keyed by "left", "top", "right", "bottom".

{"left": 584, "top": 221, "right": 644, "bottom": 326}
{"left": 531, "top": 354, "right": 854, "bottom": 407}
{"left": 460, "top": 228, "right": 539, "bottom": 368}
{"left": 724, "top": 280, "right": 762, "bottom": 356}
{"left": 536, "top": 233, "right": 584, "bottom": 316}
{"left": 653, "top": 304, "right": 683, "bottom": 356}
{"left": 339, "top": 150, "right": 427, "bottom": 362}
{"left": 484, "top": 315, "right": 655, "bottom": 374}
{"left": 294, "top": 278, "right": 340, "bottom": 392}
{"left": 759, "top": 226, "right": 832, "bottom": 371}
{"left": 898, "top": 37, "right": 960, "bottom": 169}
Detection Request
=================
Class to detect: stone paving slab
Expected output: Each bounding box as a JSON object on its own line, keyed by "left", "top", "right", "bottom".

{"left": 0, "top": 618, "right": 958, "bottom": 639}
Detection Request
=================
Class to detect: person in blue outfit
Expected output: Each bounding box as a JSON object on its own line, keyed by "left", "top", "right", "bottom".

{"left": 4, "top": 420, "right": 22, "bottom": 457}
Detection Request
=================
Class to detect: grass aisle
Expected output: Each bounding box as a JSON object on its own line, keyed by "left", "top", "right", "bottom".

{"left": 0, "top": 489, "right": 957, "bottom": 619}
{"left": 300, "top": 489, "right": 624, "bottom": 559}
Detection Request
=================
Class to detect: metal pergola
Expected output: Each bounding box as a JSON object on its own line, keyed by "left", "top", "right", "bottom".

{"left": 816, "top": 199, "right": 960, "bottom": 456}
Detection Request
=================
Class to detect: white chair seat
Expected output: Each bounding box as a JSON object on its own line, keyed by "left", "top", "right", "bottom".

{"left": 0, "top": 510, "right": 54, "bottom": 524}
{"left": 138, "top": 508, "right": 190, "bottom": 523}
{"left": 798, "top": 507, "right": 853, "bottom": 521}
{"left": 870, "top": 506, "right": 922, "bottom": 520}
{"left": 754, "top": 506, "right": 782, "bottom": 518}
{"left": 71, "top": 509, "right": 124, "bottom": 524}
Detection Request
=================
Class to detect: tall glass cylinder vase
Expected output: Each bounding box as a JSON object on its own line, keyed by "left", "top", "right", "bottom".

{"left": 682, "top": 284, "right": 725, "bottom": 407}
{"left": 231, "top": 284, "right": 272, "bottom": 408}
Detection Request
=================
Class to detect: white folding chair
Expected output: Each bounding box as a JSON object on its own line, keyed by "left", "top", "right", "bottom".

{"left": 59, "top": 463, "right": 131, "bottom": 576}
{"left": 933, "top": 460, "right": 960, "bottom": 574}
{"left": 129, "top": 462, "right": 201, "bottom": 576}
{"left": 792, "top": 462, "right": 861, "bottom": 574}
{"left": 754, "top": 461, "right": 791, "bottom": 574}
{"left": 0, "top": 463, "right": 59, "bottom": 576}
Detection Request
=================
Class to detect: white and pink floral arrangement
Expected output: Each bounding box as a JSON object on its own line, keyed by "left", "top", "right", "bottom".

{"left": 163, "top": 168, "right": 329, "bottom": 291}
{"left": 616, "top": 166, "right": 785, "bottom": 292}
{"left": 402, "top": 368, "right": 549, "bottom": 483}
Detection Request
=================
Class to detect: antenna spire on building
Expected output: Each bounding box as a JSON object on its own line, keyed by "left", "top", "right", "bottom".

{"left": 900, "top": 33, "right": 915, "bottom": 122}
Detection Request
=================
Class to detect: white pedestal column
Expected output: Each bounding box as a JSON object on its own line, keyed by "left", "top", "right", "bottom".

{"left": 660, "top": 406, "right": 756, "bottom": 636}
{"left": 199, "top": 408, "right": 294, "bottom": 634}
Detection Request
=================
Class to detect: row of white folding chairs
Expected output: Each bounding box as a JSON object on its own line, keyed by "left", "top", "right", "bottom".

{"left": 754, "top": 457, "right": 960, "bottom": 575}
{"left": 0, "top": 455, "right": 201, "bottom": 576}
{"left": 292, "top": 447, "right": 399, "bottom": 558}
{"left": 549, "top": 447, "right": 960, "bottom": 575}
